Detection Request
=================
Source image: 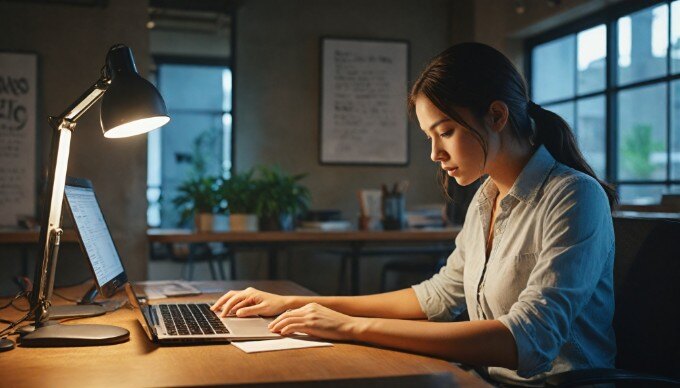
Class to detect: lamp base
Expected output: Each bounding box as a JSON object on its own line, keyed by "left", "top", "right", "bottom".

{"left": 20, "top": 321, "right": 129, "bottom": 347}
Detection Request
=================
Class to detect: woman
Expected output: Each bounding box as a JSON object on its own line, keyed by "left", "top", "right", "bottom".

{"left": 212, "top": 42, "right": 617, "bottom": 386}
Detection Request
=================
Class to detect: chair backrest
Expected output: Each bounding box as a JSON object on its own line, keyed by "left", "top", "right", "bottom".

{"left": 612, "top": 216, "right": 680, "bottom": 378}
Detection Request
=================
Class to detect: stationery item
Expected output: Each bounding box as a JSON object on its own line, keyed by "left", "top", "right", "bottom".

{"left": 136, "top": 280, "right": 202, "bottom": 299}
{"left": 299, "top": 220, "right": 352, "bottom": 231}
{"left": 382, "top": 192, "right": 407, "bottom": 230}
{"left": 357, "top": 189, "right": 383, "bottom": 230}
{"left": 231, "top": 337, "right": 333, "bottom": 353}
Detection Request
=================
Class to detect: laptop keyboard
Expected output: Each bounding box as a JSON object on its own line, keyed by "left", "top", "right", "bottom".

{"left": 158, "top": 303, "right": 230, "bottom": 336}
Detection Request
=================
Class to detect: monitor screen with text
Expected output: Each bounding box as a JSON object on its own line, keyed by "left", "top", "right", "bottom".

{"left": 64, "top": 184, "right": 125, "bottom": 286}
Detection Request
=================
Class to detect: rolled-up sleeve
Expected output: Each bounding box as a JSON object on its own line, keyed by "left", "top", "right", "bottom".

{"left": 412, "top": 222, "right": 469, "bottom": 321}
{"left": 497, "top": 177, "right": 614, "bottom": 378}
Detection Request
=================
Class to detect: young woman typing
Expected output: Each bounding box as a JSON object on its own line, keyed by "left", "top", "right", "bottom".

{"left": 211, "top": 42, "right": 617, "bottom": 386}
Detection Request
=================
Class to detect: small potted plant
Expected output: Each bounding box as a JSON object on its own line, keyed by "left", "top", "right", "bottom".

{"left": 220, "top": 169, "right": 260, "bottom": 231}
{"left": 172, "top": 176, "right": 220, "bottom": 232}
{"left": 255, "top": 165, "right": 311, "bottom": 231}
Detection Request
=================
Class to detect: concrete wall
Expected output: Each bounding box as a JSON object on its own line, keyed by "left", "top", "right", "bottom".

{"left": 0, "top": 0, "right": 150, "bottom": 295}
{"left": 234, "top": 0, "right": 453, "bottom": 220}
{"left": 230, "top": 0, "right": 456, "bottom": 294}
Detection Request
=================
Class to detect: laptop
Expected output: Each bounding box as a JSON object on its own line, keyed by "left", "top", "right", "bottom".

{"left": 64, "top": 177, "right": 281, "bottom": 344}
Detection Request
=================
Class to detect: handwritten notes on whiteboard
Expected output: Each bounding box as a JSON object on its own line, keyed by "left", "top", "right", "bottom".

{"left": 320, "top": 39, "right": 408, "bottom": 165}
{"left": 0, "top": 52, "right": 37, "bottom": 226}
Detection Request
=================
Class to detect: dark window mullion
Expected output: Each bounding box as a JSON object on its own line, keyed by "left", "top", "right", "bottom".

{"left": 614, "top": 72, "right": 680, "bottom": 92}
{"left": 617, "top": 179, "right": 680, "bottom": 184}
{"left": 607, "top": 17, "right": 618, "bottom": 184}
{"left": 667, "top": 0, "right": 673, "bottom": 185}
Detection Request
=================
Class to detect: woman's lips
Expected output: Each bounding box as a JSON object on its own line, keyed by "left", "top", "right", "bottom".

{"left": 443, "top": 166, "right": 458, "bottom": 176}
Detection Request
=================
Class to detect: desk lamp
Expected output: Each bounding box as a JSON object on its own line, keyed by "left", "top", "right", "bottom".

{"left": 21, "top": 44, "right": 169, "bottom": 346}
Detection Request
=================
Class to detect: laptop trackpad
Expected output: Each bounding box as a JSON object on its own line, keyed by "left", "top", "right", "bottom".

{"left": 223, "top": 317, "right": 277, "bottom": 336}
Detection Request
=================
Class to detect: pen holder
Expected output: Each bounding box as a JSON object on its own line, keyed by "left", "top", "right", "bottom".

{"left": 382, "top": 193, "right": 406, "bottom": 230}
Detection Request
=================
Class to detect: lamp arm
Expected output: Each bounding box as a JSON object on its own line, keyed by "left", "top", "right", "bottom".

{"left": 30, "top": 77, "right": 110, "bottom": 325}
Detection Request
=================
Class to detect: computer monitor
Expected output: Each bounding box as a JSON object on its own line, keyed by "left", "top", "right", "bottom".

{"left": 64, "top": 177, "right": 128, "bottom": 297}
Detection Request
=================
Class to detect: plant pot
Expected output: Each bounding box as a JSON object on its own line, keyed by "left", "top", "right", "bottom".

{"left": 230, "top": 213, "right": 258, "bottom": 231}
{"left": 212, "top": 214, "right": 229, "bottom": 232}
{"left": 194, "top": 213, "right": 214, "bottom": 232}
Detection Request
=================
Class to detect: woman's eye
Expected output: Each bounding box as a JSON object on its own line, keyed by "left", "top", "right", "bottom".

{"left": 439, "top": 130, "right": 454, "bottom": 138}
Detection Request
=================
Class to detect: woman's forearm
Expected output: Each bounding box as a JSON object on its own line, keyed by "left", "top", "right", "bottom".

{"left": 285, "top": 288, "right": 426, "bottom": 319}
{"left": 350, "top": 318, "right": 518, "bottom": 370}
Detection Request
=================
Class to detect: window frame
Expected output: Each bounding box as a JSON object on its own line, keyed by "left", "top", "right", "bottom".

{"left": 147, "top": 55, "right": 234, "bottom": 227}
{"left": 524, "top": 0, "right": 680, "bottom": 195}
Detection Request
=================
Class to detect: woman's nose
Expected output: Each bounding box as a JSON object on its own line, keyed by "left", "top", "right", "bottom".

{"left": 431, "top": 142, "right": 446, "bottom": 162}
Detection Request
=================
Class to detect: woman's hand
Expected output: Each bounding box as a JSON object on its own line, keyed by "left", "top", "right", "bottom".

{"left": 210, "top": 287, "right": 290, "bottom": 317}
{"left": 267, "top": 302, "right": 362, "bottom": 341}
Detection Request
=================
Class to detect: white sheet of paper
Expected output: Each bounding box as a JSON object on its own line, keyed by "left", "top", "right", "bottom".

{"left": 231, "top": 338, "right": 333, "bottom": 353}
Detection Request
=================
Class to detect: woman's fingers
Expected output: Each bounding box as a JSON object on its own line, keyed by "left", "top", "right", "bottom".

{"left": 268, "top": 308, "right": 297, "bottom": 329}
{"left": 219, "top": 292, "right": 251, "bottom": 317}
{"left": 210, "top": 290, "right": 237, "bottom": 311}
{"left": 228, "top": 299, "right": 256, "bottom": 316}
{"left": 269, "top": 315, "right": 306, "bottom": 333}
{"left": 235, "top": 304, "right": 268, "bottom": 317}
{"left": 279, "top": 323, "right": 310, "bottom": 336}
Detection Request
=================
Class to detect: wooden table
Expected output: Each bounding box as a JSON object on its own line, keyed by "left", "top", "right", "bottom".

{"left": 0, "top": 280, "right": 486, "bottom": 387}
{"left": 147, "top": 228, "right": 461, "bottom": 294}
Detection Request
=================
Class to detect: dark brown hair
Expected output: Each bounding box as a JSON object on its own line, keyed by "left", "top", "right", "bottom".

{"left": 407, "top": 42, "right": 617, "bottom": 209}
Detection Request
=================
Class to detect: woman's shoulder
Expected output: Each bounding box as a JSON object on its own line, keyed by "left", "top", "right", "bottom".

{"left": 541, "top": 162, "right": 609, "bottom": 210}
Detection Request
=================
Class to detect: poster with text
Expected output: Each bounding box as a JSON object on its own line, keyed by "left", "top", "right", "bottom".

{"left": 320, "top": 38, "right": 408, "bottom": 165}
{"left": 0, "top": 52, "right": 37, "bottom": 226}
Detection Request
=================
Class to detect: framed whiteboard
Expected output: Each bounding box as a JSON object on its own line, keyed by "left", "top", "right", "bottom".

{"left": 320, "top": 38, "right": 409, "bottom": 165}
{"left": 0, "top": 51, "right": 38, "bottom": 226}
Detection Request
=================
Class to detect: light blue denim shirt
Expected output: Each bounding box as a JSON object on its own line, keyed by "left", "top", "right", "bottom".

{"left": 412, "top": 145, "right": 616, "bottom": 386}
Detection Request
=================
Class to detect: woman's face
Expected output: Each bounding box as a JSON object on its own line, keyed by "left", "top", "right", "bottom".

{"left": 415, "top": 94, "right": 488, "bottom": 186}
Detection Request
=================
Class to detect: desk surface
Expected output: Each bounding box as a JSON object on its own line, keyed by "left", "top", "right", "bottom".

{"left": 0, "top": 280, "right": 485, "bottom": 387}
{"left": 147, "top": 227, "right": 461, "bottom": 244}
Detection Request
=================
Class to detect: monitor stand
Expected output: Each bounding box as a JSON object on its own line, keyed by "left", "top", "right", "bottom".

{"left": 48, "top": 283, "right": 106, "bottom": 319}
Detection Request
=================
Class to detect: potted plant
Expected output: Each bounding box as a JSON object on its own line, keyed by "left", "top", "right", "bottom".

{"left": 172, "top": 176, "right": 220, "bottom": 232}
{"left": 254, "top": 165, "right": 311, "bottom": 231}
{"left": 220, "top": 169, "right": 260, "bottom": 231}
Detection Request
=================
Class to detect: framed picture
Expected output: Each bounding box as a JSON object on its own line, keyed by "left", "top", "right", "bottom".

{"left": 0, "top": 51, "right": 38, "bottom": 227}
{"left": 319, "top": 38, "right": 409, "bottom": 165}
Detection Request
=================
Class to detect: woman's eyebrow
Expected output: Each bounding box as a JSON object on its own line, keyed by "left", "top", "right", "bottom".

{"left": 429, "top": 118, "right": 451, "bottom": 130}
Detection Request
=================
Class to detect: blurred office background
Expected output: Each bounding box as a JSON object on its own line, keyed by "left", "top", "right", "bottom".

{"left": 1, "top": 0, "right": 679, "bottom": 296}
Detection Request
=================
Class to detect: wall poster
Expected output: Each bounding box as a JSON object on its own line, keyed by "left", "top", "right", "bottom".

{"left": 0, "top": 51, "right": 37, "bottom": 226}
{"left": 320, "top": 38, "right": 409, "bottom": 165}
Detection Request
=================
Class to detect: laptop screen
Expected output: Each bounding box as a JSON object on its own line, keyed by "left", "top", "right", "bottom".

{"left": 64, "top": 183, "right": 125, "bottom": 286}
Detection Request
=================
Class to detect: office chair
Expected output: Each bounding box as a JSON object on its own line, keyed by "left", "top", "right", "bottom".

{"left": 545, "top": 215, "right": 680, "bottom": 387}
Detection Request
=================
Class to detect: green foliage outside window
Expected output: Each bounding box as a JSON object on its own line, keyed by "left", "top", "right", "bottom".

{"left": 621, "top": 124, "right": 665, "bottom": 179}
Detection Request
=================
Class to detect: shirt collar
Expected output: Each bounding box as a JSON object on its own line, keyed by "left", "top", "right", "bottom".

{"left": 477, "top": 145, "right": 556, "bottom": 207}
{"left": 507, "top": 145, "right": 556, "bottom": 204}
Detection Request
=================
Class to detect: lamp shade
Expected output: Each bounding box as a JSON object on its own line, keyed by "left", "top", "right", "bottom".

{"left": 100, "top": 45, "right": 169, "bottom": 138}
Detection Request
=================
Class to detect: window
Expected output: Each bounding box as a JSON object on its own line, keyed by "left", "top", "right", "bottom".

{"left": 147, "top": 62, "right": 232, "bottom": 227}
{"left": 528, "top": 1, "right": 680, "bottom": 204}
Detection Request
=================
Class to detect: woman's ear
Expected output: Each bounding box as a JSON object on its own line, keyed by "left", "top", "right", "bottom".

{"left": 487, "top": 100, "right": 509, "bottom": 133}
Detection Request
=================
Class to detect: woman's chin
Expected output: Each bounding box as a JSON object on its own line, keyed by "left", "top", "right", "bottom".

{"left": 453, "top": 174, "right": 477, "bottom": 187}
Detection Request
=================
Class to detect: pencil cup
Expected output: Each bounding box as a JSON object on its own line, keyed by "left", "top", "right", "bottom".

{"left": 382, "top": 194, "right": 406, "bottom": 230}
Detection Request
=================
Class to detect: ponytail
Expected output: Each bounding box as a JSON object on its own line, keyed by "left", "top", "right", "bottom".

{"left": 528, "top": 101, "right": 618, "bottom": 209}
